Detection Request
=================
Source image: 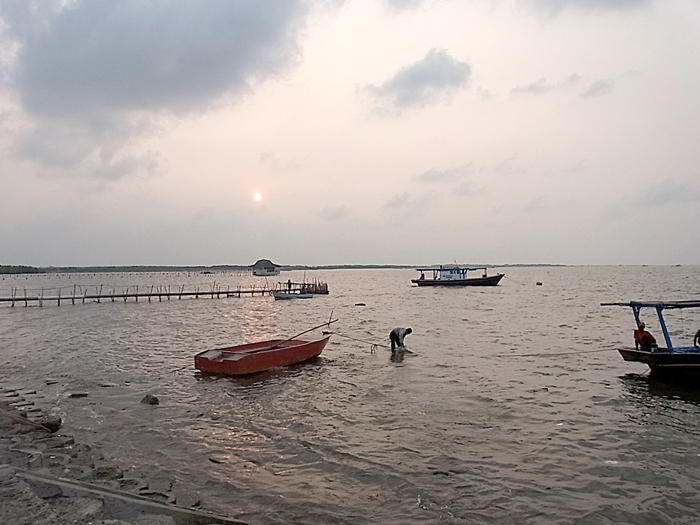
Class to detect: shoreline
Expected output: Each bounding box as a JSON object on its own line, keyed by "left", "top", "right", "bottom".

{"left": 0, "top": 382, "right": 244, "bottom": 525}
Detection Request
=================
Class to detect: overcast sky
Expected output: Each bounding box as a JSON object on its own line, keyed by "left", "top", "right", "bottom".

{"left": 1, "top": 0, "right": 699, "bottom": 267}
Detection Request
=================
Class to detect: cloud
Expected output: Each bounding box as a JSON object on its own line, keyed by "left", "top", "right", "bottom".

{"left": 511, "top": 74, "right": 615, "bottom": 100}
{"left": 383, "top": 192, "right": 413, "bottom": 209}
{"left": 381, "top": 192, "right": 439, "bottom": 222}
{"left": 525, "top": 0, "right": 649, "bottom": 16}
{"left": 0, "top": 0, "right": 309, "bottom": 178}
{"left": 494, "top": 155, "right": 526, "bottom": 176}
{"left": 363, "top": 48, "right": 471, "bottom": 113}
{"left": 319, "top": 206, "right": 350, "bottom": 221}
{"left": 603, "top": 179, "right": 700, "bottom": 221}
{"left": 579, "top": 79, "right": 614, "bottom": 99}
{"left": 383, "top": 0, "right": 426, "bottom": 11}
{"left": 511, "top": 73, "right": 582, "bottom": 96}
{"left": 452, "top": 180, "right": 484, "bottom": 196}
{"left": 416, "top": 164, "right": 485, "bottom": 196}
{"left": 416, "top": 164, "right": 472, "bottom": 183}
{"left": 637, "top": 180, "right": 700, "bottom": 206}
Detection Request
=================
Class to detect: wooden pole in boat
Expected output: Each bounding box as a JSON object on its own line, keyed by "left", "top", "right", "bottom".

{"left": 267, "top": 318, "right": 339, "bottom": 350}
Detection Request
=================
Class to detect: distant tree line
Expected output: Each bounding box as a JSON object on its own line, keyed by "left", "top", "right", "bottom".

{"left": 0, "top": 263, "right": 566, "bottom": 275}
{"left": 0, "top": 265, "right": 45, "bottom": 274}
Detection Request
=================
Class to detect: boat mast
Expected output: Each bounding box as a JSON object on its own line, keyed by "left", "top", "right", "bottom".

{"left": 655, "top": 305, "right": 673, "bottom": 350}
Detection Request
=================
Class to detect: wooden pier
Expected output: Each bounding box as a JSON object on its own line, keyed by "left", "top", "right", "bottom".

{"left": 0, "top": 283, "right": 274, "bottom": 307}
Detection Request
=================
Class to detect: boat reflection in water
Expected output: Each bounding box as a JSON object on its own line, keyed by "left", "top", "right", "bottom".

{"left": 621, "top": 373, "right": 700, "bottom": 406}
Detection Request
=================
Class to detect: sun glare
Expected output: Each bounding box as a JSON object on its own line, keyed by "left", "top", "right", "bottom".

{"left": 253, "top": 193, "right": 262, "bottom": 201}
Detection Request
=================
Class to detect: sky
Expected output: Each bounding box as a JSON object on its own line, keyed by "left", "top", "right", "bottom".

{"left": 1, "top": 0, "right": 699, "bottom": 267}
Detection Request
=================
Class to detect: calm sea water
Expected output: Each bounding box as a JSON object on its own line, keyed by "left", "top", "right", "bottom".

{"left": 1, "top": 266, "right": 700, "bottom": 524}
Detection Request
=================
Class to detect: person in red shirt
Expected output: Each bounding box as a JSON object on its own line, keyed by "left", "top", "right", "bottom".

{"left": 634, "top": 321, "right": 657, "bottom": 352}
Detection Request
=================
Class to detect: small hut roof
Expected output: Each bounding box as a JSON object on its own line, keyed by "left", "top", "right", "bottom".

{"left": 250, "top": 259, "right": 279, "bottom": 269}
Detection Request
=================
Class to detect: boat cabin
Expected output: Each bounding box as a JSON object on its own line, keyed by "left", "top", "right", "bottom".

{"left": 416, "top": 266, "right": 490, "bottom": 281}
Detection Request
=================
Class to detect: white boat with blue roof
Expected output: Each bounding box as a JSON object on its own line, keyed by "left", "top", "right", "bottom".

{"left": 412, "top": 265, "right": 504, "bottom": 287}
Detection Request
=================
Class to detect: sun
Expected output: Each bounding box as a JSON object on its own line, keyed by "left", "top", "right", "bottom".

{"left": 253, "top": 193, "right": 262, "bottom": 201}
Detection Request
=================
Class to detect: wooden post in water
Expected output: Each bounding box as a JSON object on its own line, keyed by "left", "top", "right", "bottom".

{"left": 72, "top": 284, "right": 76, "bottom": 305}
{"left": 57, "top": 288, "right": 61, "bottom": 307}
{"left": 24, "top": 288, "right": 28, "bottom": 307}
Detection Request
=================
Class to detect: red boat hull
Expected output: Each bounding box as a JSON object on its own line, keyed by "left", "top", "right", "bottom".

{"left": 194, "top": 336, "right": 331, "bottom": 376}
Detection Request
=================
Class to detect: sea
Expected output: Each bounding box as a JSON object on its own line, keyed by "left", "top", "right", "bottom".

{"left": 1, "top": 266, "right": 700, "bottom": 525}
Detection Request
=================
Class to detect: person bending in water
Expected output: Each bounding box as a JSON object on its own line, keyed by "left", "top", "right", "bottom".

{"left": 390, "top": 327, "right": 412, "bottom": 352}
{"left": 634, "top": 322, "right": 657, "bottom": 352}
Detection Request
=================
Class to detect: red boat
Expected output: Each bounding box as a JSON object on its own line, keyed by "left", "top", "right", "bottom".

{"left": 194, "top": 335, "right": 331, "bottom": 376}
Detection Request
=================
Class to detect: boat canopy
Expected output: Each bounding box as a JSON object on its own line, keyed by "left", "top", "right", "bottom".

{"left": 415, "top": 266, "right": 490, "bottom": 272}
{"left": 601, "top": 300, "right": 700, "bottom": 309}
{"left": 601, "top": 300, "right": 700, "bottom": 351}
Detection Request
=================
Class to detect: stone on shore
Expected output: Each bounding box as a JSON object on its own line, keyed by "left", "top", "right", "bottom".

{"left": 39, "top": 416, "right": 62, "bottom": 433}
{"left": 140, "top": 395, "right": 159, "bottom": 405}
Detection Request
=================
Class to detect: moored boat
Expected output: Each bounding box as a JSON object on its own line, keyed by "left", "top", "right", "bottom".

{"left": 601, "top": 300, "right": 700, "bottom": 379}
{"left": 250, "top": 258, "right": 281, "bottom": 276}
{"left": 194, "top": 335, "right": 331, "bottom": 375}
{"left": 272, "top": 290, "right": 313, "bottom": 300}
{"left": 412, "top": 266, "right": 504, "bottom": 287}
{"left": 272, "top": 279, "right": 329, "bottom": 300}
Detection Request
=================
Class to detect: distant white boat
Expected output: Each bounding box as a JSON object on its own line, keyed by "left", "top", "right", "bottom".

{"left": 272, "top": 290, "right": 313, "bottom": 300}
